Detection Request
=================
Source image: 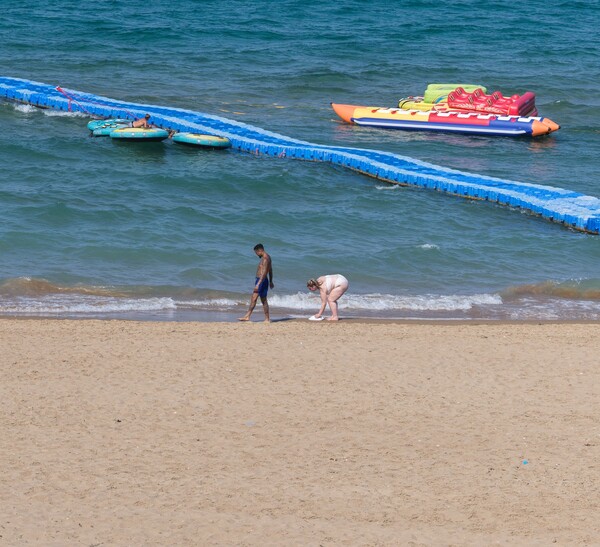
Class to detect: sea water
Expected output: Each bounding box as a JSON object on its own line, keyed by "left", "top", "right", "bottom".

{"left": 1, "top": 0, "right": 599, "bottom": 320}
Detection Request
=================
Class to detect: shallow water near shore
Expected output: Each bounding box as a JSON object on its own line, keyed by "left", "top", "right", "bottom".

{"left": 1, "top": 1, "right": 599, "bottom": 320}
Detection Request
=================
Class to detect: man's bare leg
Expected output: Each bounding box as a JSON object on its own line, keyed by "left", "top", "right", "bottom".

{"left": 261, "top": 297, "right": 270, "bottom": 323}
{"left": 238, "top": 292, "right": 259, "bottom": 321}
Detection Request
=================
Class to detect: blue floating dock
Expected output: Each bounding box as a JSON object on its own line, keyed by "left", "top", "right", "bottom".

{"left": 1, "top": 75, "right": 599, "bottom": 234}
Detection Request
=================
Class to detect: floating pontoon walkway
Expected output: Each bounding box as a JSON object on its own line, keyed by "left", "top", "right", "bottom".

{"left": 2, "top": 76, "right": 599, "bottom": 234}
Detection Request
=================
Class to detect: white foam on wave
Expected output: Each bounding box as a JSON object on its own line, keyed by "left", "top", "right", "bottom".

{"left": 266, "top": 292, "right": 502, "bottom": 311}
{"left": 43, "top": 109, "right": 89, "bottom": 118}
{"left": 176, "top": 297, "right": 245, "bottom": 310}
{"left": 506, "top": 297, "right": 600, "bottom": 320}
{"left": 0, "top": 291, "right": 504, "bottom": 317}
{"left": 10, "top": 102, "right": 88, "bottom": 118}
{"left": 5, "top": 291, "right": 600, "bottom": 320}
{"left": 419, "top": 243, "right": 440, "bottom": 250}
{"left": 0, "top": 294, "right": 176, "bottom": 315}
{"left": 12, "top": 103, "right": 37, "bottom": 113}
{"left": 177, "top": 292, "right": 502, "bottom": 312}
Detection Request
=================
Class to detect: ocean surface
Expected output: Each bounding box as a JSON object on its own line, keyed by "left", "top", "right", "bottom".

{"left": 1, "top": 0, "right": 599, "bottom": 321}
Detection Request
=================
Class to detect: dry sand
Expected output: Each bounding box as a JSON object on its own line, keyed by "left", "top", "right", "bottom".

{"left": 1, "top": 318, "right": 600, "bottom": 546}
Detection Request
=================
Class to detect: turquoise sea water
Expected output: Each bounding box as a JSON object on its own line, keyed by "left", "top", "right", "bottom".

{"left": 1, "top": 0, "right": 599, "bottom": 320}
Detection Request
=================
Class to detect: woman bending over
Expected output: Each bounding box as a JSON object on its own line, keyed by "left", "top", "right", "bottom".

{"left": 306, "top": 274, "right": 349, "bottom": 321}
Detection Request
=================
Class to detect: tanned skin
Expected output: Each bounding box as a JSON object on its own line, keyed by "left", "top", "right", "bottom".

{"left": 238, "top": 246, "right": 274, "bottom": 322}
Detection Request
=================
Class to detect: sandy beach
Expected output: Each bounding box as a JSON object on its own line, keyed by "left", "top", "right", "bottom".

{"left": 2, "top": 318, "right": 599, "bottom": 545}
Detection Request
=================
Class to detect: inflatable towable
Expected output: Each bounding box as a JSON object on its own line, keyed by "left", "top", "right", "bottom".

{"left": 172, "top": 132, "right": 232, "bottom": 149}
{"left": 88, "top": 118, "right": 131, "bottom": 136}
{"left": 331, "top": 103, "right": 559, "bottom": 137}
{"left": 446, "top": 87, "right": 537, "bottom": 117}
{"left": 87, "top": 118, "right": 129, "bottom": 131}
{"left": 109, "top": 127, "right": 169, "bottom": 141}
{"left": 398, "top": 84, "right": 487, "bottom": 111}
{"left": 335, "top": 83, "right": 559, "bottom": 135}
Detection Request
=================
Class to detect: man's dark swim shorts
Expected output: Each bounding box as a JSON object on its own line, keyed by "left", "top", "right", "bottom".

{"left": 255, "top": 277, "right": 269, "bottom": 298}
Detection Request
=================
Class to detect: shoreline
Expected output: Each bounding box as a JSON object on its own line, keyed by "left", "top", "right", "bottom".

{"left": 2, "top": 314, "right": 600, "bottom": 325}
{"left": 3, "top": 319, "right": 600, "bottom": 544}
{"left": 3, "top": 277, "right": 600, "bottom": 323}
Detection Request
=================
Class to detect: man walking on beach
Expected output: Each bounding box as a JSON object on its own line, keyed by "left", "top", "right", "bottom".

{"left": 238, "top": 243, "right": 274, "bottom": 323}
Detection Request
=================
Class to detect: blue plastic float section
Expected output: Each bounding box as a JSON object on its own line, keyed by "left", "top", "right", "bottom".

{"left": 2, "top": 75, "right": 599, "bottom": 234}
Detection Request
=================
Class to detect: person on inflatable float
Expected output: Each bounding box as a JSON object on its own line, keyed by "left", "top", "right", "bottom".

{"left": 131, "top": 113, "right": 152, "bottom": 128}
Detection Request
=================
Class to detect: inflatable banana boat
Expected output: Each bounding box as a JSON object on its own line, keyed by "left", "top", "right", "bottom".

{"left": 331, "top": 103, "right": 560, "bottom": 138}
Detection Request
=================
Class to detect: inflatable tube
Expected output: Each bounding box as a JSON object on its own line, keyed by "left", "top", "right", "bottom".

{"left": 172, "top": 133, "right": 231, "bottom": 149}
{"left": 109, "top": 127, "right": 169, "bottom": 141}
{"left": 397, "top": 98, "right": 442, "bottom": 112}
{"left": 447, "top": 88, "right": 537, "bottom": 117}
{"left": 423, "top": 84, "right": 486, "bottom": 104}
{"left": 398, "top": 84, "right": 487, "bottom": 109}
{"left": 88, "top": 118, "right": 131, "bottom": 136}
{"left": 87, "top": 118, "right": 130, "bottom": 131}
{"left": 400, "top": 85, "right": 537, "bottom": 116}
{"left": 93, "top": 125, "right": 130, "bottom": 136}
{"left": 0, "top": 76, "right": 597, "bottom": 234}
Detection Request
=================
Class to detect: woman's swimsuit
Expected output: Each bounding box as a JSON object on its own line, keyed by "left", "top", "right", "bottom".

{"left": 323, "top": 274, "right": 348, "bottom": 294}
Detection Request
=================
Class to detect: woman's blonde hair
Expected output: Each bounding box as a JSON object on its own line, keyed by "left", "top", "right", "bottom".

{"left": 307, "top": 278, "right": 321, "bottom": 289}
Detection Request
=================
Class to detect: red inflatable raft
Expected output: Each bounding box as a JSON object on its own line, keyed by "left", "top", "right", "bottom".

{"left": 446, "top": 87, "right": 537, "bottom": 117}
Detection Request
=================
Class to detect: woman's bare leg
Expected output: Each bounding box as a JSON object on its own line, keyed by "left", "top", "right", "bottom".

{"left": 327, "top": 286, "right": 347, "bottom": 320}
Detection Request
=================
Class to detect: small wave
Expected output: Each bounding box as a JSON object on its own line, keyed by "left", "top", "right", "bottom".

{"left": 418, "top": 243, "right": 439, "bottom": 250}
{"left": 10, "top": 102, "right": 88, "bottom": 117}
{"left": 12, "top": 103, "right": 37, "bottom": 113}
{"left": 505, "top": 297, "right": 600, "bottom": 321}
{"left": 176, "top": 297, "right": 246, "bottom": 310}
{"left": 0, "top": 277, "right": 128, "bottom": 297}
{"left": 503, "top": 279, "right": 600, "bottom": 301}
{"left": 267, "top": 292, "right": 502, "bottom": 312}
{"left": 16, "top": 278, "right": 599, "bottom": 319}
{"left": 347, "top": 293, "right": 502, "bottom": 311}
{"left": 0, "top": 294, "right": 176, "bottom": 315}
{"left": 43, "top": 109, "right": 89, "bottom": 118}
{"left": 0, "top": 278, "right": 503, "bottom": 315}
{"left": 5, "top": 286, "right": 599, "bottom": 320}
